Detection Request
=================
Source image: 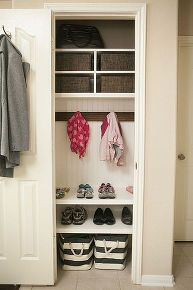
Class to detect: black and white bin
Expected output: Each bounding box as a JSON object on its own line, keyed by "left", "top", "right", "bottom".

{"left": 58, "top": 234, "right": 94, "bottom": 270}
{"left": 94, "top": 234, "right": 129, "bottom": 270}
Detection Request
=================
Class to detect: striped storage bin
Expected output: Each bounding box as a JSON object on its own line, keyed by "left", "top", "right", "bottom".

{"left": 94, "top": 234, "right": 128, "bottom": 270}
{"left": 58, "top": 234, "right": 94, "bottom": 270}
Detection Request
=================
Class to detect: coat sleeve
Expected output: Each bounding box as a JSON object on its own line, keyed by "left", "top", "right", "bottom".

{"left": 7, "top": 45, "right": 29, "bottom": 152}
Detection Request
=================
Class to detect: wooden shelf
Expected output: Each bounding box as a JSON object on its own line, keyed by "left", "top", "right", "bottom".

{"left": 56, "top": 188, "right": 134, "bottom": 205}
{"left": 56, "top": 218, "right": 133, "bottom": 234}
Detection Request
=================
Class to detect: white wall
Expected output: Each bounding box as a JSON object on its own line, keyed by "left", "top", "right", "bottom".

{"left": 0, "top": 0, "right": 178, "bottom": 278}
{"left": 55, "top": 122, "right": 134, "bottom": 188}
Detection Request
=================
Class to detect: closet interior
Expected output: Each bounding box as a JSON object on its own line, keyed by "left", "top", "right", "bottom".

{"left": 54, "top": 17, "right": 135, "bottom": 278}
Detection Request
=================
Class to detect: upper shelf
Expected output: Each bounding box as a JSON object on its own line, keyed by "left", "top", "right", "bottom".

{"left": 55, "top": 48, "right": 135, "bottom": 52}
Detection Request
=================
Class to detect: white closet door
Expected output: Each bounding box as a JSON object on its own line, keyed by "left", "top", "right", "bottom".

{"left": 0, "top": 10, "right": 55, "bottom": 285}
{"left": 175, "top": 41, "right": 193, "bottom": 241}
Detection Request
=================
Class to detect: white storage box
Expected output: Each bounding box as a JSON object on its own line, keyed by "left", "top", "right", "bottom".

{"left": 59, "top": 234, "right": 94, "bottom": 270}
{"left": 94, "top": 234, "right": 128, "bottom": 270}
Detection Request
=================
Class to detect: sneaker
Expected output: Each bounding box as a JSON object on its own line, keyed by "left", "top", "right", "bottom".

{"left": 105, "top": 183, "right": 116, "bottom": 199}
{"left": 84, "top": 184, "right": 94, "bottom": 199}
{"left": 77, "top": 184, "right": 85, "bottom": 198}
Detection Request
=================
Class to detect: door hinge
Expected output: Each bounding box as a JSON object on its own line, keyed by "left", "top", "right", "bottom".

{"left": 135, "top": 162, "right": 138, "bottom": 170}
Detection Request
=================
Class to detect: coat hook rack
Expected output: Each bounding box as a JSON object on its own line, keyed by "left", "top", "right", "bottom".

{"left": 55, "top": 112, "right": 134, "bottom": 122}
{"left": 2, "top": 25, "right": 12, "bottom": 39}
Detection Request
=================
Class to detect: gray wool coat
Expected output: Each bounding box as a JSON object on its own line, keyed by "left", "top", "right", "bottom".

{"left": 0, "top": 35, "right": 29, "bottom": 177}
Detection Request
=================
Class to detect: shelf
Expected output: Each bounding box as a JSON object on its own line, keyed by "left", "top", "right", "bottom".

{"left": 55, "top": 71, "right": 94, "bottom": 74}
{"left": 56, "top": 187, "right": 133, "bottom": 205}
{"left": 56, "top": 218, "right": 133, "bottom": 234}
{"left": 55, "top": 93, "right": 135, "bottom": 99}
{"left": 55, "top": 48, "right": 135, "bottom": 52}
{"left": 96, "top": 71, "right": 135, "bottom": 74}
{"left": 55, "top": 71, "right": 135, "bottom": 74}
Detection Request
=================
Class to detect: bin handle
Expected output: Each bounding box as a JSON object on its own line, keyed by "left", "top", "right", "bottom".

{"left": 69, "top": 242, "right": 84, "bottom": 257}
{"left": 103, "top": 240, "right": 119, "bottom": 254}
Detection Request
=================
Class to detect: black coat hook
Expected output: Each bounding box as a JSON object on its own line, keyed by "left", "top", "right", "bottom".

{"left": 2, "top": 25, "right": 11, "bottom": 38}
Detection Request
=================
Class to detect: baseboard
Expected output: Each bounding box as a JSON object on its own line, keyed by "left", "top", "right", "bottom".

{"left": 141, "top": 275, "right": 175, "bottom": 287}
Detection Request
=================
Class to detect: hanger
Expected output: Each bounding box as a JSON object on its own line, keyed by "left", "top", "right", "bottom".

{"left": 2, "top": 25, "right": 11, "bottom": 39}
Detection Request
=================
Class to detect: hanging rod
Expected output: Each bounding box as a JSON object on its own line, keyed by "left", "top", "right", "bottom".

{"left": 55, "top": 112, "right": 134, "bottom": 122}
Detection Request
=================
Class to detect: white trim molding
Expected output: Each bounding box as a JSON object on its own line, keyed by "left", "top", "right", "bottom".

{"left": 142, "top": 275, "right": 175, "bottom": 287}
{"left": 45, "top": 2, "right": 145, "bottom": 16}
{"left": 45, "top": 2, "right": 146, "bottom": 285}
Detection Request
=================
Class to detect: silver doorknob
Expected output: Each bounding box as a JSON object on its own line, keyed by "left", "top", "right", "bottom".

{"left": 178, "top": 153, "right": 185, "bottom": 160}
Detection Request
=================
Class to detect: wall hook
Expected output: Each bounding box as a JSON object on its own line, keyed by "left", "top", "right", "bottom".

{"left": 2, "top": 25, "right": 11, "bottom": 39}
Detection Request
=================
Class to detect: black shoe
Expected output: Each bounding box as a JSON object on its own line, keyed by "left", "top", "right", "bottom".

{"left": 121, "top": 207, "right": 132, "bottom": 225}
{"left": 104, "top": 208, "right": 115, "bottom": 225}
{"left": 93, "top": 208, "right": 104, "bottom": 225}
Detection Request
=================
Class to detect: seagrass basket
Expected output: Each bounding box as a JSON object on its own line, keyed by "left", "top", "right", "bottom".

{"left": 56, "top": 53, "right": 93, "bottom": 71}
{"left": 100, "top": 52, "right": 135, "bottom": 71}
{"left": 55, "top": 75, "right": 91, "bottom": 93}
{"left": 100, "top": 74, "right": 135, "bottom": 93}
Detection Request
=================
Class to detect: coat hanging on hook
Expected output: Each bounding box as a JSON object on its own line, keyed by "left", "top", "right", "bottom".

{"left": 0, "top": 34, "right": 29, "bottom": 177}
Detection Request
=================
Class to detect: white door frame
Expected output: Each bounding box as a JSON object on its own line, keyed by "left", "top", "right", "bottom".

{"left": 45, "top": 2, "right": 146, "bottom": 284}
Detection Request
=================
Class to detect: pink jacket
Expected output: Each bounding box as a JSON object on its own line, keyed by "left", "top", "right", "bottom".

{"left": 100, "top": 112, "right": 124, "bottom": 166}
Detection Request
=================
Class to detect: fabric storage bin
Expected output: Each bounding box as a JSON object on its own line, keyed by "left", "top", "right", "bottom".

{"left": 58, "top": 234, "right": 94, "bottom": 270}
{"left": 94, "top": 234, "right": 128, "bottom": 270}
{"left": 100, "top": 52, "right": 135, "bottom": 71}
{"left": 55, "top": 75, "right": 92, "bottom": 93}
{"left": 55, "top": 53, "right": 93, "bottom": 71}
{"left": 100, "top": 74, "right": 135, "bottom": 93}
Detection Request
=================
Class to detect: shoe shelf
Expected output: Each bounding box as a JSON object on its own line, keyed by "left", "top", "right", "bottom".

{"left": 56, "top": 218, "right": 133, "bottom": 234}
{"left": 56, "top": 187, "right": 133, "bottom": 205}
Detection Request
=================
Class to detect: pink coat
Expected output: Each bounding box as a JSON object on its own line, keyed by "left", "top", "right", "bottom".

{"left": 100, "top": 112, "right": 124, "bottom": 166}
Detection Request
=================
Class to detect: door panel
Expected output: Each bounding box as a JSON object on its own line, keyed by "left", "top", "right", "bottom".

{"left": 0, "top": 10, "right": 55, "bottom": 284}
{"left": 175, "top": 43, "right": 193, "bottom": 241}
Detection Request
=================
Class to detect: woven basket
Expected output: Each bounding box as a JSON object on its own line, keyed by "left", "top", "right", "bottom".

{"left": 100, "top": 52, "right": 135, "bottom": 71}
{"left": 56, "top": 53, "right": 93, "bottom": 71}
{"left": 100, "top": 74, "right": 135, "bottom": 93}
{"left": 55, "top": 75, "right": 91, "bottom": 93}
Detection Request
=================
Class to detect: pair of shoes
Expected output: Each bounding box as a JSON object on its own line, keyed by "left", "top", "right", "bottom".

{"left": 121, "top": 207, "right": 132, "bottom": 225}
{"left": 93, "top": 208, "right": 115, "bottom": 225}
{"left": 77, "top": 184, "right": 94, "bottom": 199}
{"left": 98, "top": 183, "right": 116, "bottom": 199}
{"left": 61, "top": 206, "right": 87, "bottom": 225}
{"left": 56, "top": 187, "right": 70, "bottom": 199}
